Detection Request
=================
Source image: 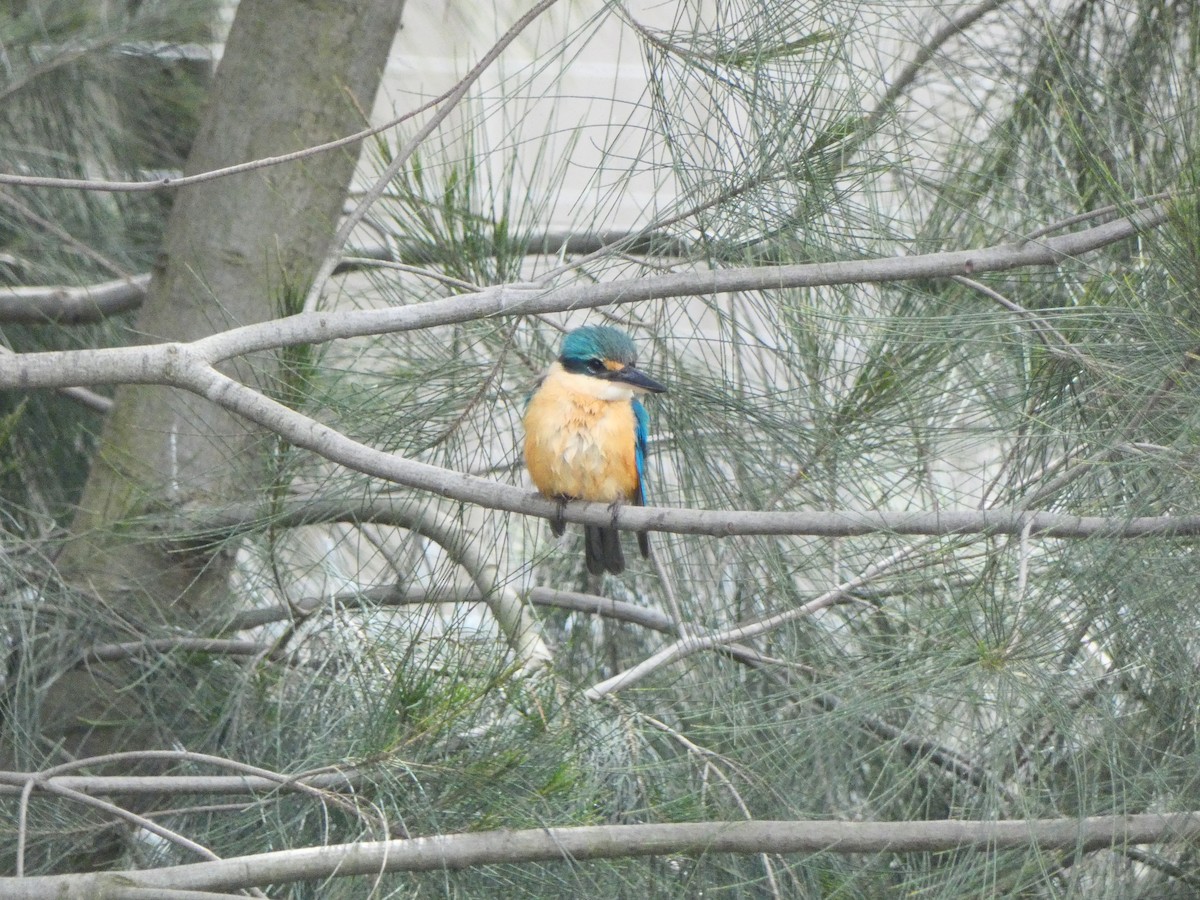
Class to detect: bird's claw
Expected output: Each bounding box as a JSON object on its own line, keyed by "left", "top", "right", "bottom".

{"left": 552, "top": 495, "right": 568, "bottom": 537}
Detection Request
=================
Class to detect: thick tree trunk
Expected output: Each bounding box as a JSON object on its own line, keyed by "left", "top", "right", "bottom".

{"left": 43, "top": 0, "right": 406, "bottom": 757}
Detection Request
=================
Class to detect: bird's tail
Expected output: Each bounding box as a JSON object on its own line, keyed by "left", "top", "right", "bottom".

{"left": 585, "top": 525, "right": 625, "bottom": 575}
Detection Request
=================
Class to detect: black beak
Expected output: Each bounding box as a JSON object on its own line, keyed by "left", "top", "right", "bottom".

{"left": 614, "top": 365, "right": 667, "bottom": 394}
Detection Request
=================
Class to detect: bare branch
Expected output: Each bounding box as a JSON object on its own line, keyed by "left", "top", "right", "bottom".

{"left": 5, "top": 814, "right": 1197, "bottom": 896}
{"left": 202, "top": 494, "right": 1200, "bottom": 547}
{"left": 528, "top": 587, "right": 678, "bottom": 633}
{"left": 0, "top": 346, "right": 112, "bottom": 413}
{"left": 81, "top": 637, "right": 285, "bottom": 664}
{"left": 225, "top": 584, "right": 483, "bottom": 631}
{"left": 223, "top": 584, "right": 669, "bottom": 635}
{"left": 0, "top": 275, "right": 149, "bottom": 324}
{"left": 0, "top": 210, "right": 1179, "bottom": 548}
{"left": 0, "top": 771, "right": 358, "bottom": 798}
{"left": 0, "top": 205, "right": 1166, "bottom": 388}
{"left": 103, "top": 888, "right": 249, "bottom": 900}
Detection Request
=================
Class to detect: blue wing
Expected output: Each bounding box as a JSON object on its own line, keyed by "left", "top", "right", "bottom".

{"left": 632, "top": 399, "right": 650, "bottom": 505}
{"left": 632, "top": 399, "right": 651, "bottom": 558}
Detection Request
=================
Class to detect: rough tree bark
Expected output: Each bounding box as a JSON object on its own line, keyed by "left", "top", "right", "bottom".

{"left": 41, "top": 0, "right": 407, "bottom": 758}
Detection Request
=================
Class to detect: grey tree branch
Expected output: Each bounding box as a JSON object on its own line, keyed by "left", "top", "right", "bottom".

{"left": 4, "top": 814, "right": 1196, "bottom": 896}
{"left": 223, "top": 584, "right": 663, "bottom": 635}
{"left": 82, "top": 638, "right": 270, "bottom": 663}
{"left": 0, "top": 231, "right": 692, "bottom": 326}
{"left": 0, "top": 205, "right": 1166, "bottom": 388}
{"left": 0, "top": 346, "right": 111, "bottom": 413}
{"left": 202, "top": 493, "right": 1200, "bottom": 547}
{"left": 0, "top": 771, "right": 358, "bottom": 797}
{"left": 0, "top": 213, "right": 1172, "bottom": 542}
{"left": 0, "top": 275, "right": 149, "bottom": 324}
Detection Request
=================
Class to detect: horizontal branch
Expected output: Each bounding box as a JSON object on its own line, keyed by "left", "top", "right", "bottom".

{"left": 0, "top": 231, "right": 692, "bottom": 325}
{"left": 204, "top": 495, "right": 1200, "bottom": 543}
{"left": 529, "top": 587, "right": 678, "bottom": 633}
{"left": 0, "top": 771, "right": 356, "bottom": 798}
{"left": 82, "top": 638, "right": 268, "bottom": 664}
{"left": 0, "top": 206, "right": 1165, "bottom": 388}
{"left": 0, "top": 275, "right": 149, "bottom": 324}
{"left": 7, "top": 813, "right": 1196, "bottom": 896}
{"left": 225, "top": 584, "right": 481, "bottom": 630}
{"left": 0, "top": 209, "right": 1181, "bottom": 543}
{"left": 224, "top": 584, "right": 664, "bottom": 633}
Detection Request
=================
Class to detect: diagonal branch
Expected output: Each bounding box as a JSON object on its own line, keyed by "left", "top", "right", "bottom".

{"left": 0, "top": 0, "right": 560, "bottom": 197}
{"left": 585, "top": 542, "right": 925, "bottom": 698}
{"left": 302, "top": 0, "right": 564, "bottom": 311}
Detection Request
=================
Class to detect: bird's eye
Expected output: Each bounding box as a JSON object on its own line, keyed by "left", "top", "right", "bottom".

{"left": 587, "top": 358, "right": 606, "bottom": 374}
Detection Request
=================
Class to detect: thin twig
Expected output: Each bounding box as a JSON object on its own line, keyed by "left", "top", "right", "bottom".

{"left": 4, "top": 749, "right": 379, "bottom": 831}
{"left": 15, "top": 776, "right": 34, "bottom": 877}
{"left": 0, "top": 190, "right": 131, "bottom": 278}
{"left": 951, "top": 274, "right": 1105, "bottom": 372}
{"left": 638, "top": 712, "right": 782, "bottom": 899}
{"left": 585, "top": 541, "right": 927, "bottom": 699}
{"left": 1020, "top": 190, "right": 1175, "bottom": 243}
{"left": 865, "top": 0, "right": 1014, "bottom": 135}
{"left": 0, "top": 773, "right": 220, "bottom": 862}
{"left": 336, "top": 257, "right": 482, "bottom": 292}
{"left": 303, "top": 0, "right": 564, "bottom": 312}
{"left": 0, "top": 10, "right": 557, "bottom": 199}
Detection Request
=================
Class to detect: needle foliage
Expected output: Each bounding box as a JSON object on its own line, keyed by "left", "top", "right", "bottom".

{"left": 4, "top": 0, "right": 1200, "bottom": 896}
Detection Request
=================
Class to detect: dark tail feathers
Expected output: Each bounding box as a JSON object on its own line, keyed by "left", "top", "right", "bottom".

{"left": 585, "top": 525, "right": 623, "bottom": 575}
{"left": 585, "top": 526, "right": 651, "bottom": 575}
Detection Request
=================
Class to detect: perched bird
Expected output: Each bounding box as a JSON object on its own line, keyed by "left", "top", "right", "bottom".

{"left": 524, "top": 325, "right": 667, "bottom": 575}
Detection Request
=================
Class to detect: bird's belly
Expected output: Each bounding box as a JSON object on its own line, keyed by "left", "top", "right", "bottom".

{"left": 524, "top": 406, "right": 639, "bottom": 503}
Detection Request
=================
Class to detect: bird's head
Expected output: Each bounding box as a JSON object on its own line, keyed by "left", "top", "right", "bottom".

{"left": 558, "top": 326, "right": 667, "bottom": 396}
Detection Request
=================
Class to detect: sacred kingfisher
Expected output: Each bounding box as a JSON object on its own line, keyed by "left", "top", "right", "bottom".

{"left": 524, "top": 325, "right": 667, "bottom": 575}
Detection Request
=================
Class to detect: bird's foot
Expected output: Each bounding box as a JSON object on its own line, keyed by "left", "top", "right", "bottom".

{"left": 551, "top": 495, "right": 568, "bottom": 537}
